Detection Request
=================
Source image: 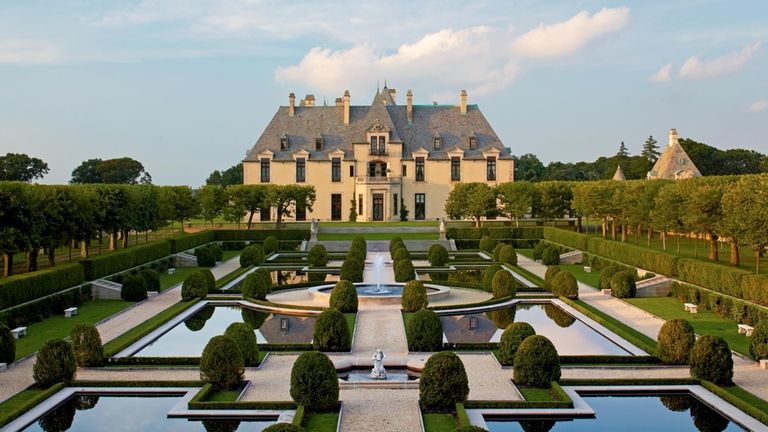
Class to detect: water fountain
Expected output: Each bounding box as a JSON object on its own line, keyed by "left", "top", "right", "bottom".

{"left": 372, "top": 254, "right": 385, "bottom": 293}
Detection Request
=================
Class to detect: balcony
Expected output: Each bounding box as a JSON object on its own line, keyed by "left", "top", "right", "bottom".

{"left": 369, "top": 148, "right": 388, "bottom": 156}
{"left": 355, "top": 176, "right": 402, "bottom": 185}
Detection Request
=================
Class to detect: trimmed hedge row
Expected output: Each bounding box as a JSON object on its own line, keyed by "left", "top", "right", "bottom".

{"left": 543, "top": 228, "right": 589, "bottom": 251}
{"left": 80, "top": 241, "right": 171, "bottom": 281}
{"left": 671, "top": 281, "right": 768, "bottom": 327}
{"left": 676, "top": 258, "right": 751, "bottom": 299}
{"left": 0, "top": 263, "right": 84, "bottom": 309}
{"left": 167, "top": 231, "right": 216, "bottom": 253}
{"left": 0, "top": 285, "right": 91, "bottom": 328}
{"left": 447, "top": 227, "right": 544, "bottom": 241}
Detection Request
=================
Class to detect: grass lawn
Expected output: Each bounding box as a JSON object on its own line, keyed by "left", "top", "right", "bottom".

{"left": 206, "top": 390, "right": 240, "bottom": 402}
{"left": 345, "top": 313, "right": 356, "bottom": 344}
{"left": 215, "top": 265, "right": 252, "bottom": 289}
{"left": 519, "top": 386, "right": 566, "bottom": 402}
{"left": 158, "top": 266, "right": 201, "bottom": 290}
{"left": 103, "top": 300, "right": 199, "bottom": 356}
{"left": 322, "top": 221, "right": 438, "bottom": 227}
{"left": 557, "top": 264, "right": 601, "bottom": 288}
{"left": 0, "top": 388, "right": 47, "bottom": 426}
{"left": 422, "top": 413, "right": 458, "bottom": 432}
{"left": 14, "top": 300, "right": 135, "bottom": 360}
{"left": 221, "top": 250, "right": 242, "bottom": 262}
{"left": 317, "top": 232, "right": 438, "bottom": 241}
{"left": 303, "top": 412, "right": 340, "bottom": 431}
{"left": 625, "top": 296, "right": 752, "bottom": 357}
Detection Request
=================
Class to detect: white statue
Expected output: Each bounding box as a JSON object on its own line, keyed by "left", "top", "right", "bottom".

{"left": 439, "top": 218, "right": 446, "bottom": 240}
{"left": 370, "top": 349, "right": 387, "bottom": 379}
{"left": 310, "top": 218, "right": 318, "bottom": 234}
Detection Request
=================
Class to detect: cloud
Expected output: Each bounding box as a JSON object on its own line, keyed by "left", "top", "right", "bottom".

{"left": 649, "top": 63, "right": 672, "bottom": 83}
{"left": 749, "top": 100, "right": 768, "bottom": 113}
{"left": 0, "top": 40, "right": 61, "bottom": 64}
{"left": 512, "top": 7, "right": 630, "bottom": 58}
{"left": 679, "top": 42, "right": 761, "bottom": 79}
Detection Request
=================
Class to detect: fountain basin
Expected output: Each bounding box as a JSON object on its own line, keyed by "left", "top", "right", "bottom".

{"left": 308, "top": 283, "right": 450, "bottom": 305}
{"left": 338, "top": 367, "right": 420, "bottom": 382}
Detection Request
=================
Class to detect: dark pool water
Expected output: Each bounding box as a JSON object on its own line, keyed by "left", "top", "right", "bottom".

{"left": 133, "top": 306, "right": 315, "bottom": 357}
{"left": 440, "top": 304, "right": 630, "bottom": 356}
{"left": 485, "top": 394, "right": 745, "bottom": 431}
{"left": 21, "top": 394, "right": 275, "bottom": 432}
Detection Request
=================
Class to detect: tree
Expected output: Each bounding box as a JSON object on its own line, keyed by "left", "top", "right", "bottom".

{"left": 198, "top": 185, "right": 227, "bottom": 228}
{"left": 0, "top": 153, "right": 49, "bottom": 182}
{"left": 650, "top": 182, "right": 687, "bottom": 251}
{"left": 444, "top": 183, "right": 497, "bottom": 227}
{"left": 399, "top": 198, "right": 409, "bottom": 221}
{"left": 269, "top": 185, "right": 316, "bottom": 229}
{"left": 722, "top": 174, "right": 768, "bottom": 273}
{"left": 71, "top": 157, "right": 151, "bottom": 184}
{"left": 641, "top": 136, "right": 660, "bottom": 163}
{"left": 227, "top": 185, "right": 268, "bottom": 229}
{"left": 0, "top": 182, "right": 33, "bottom": 277}
{"left": 513, "top": 154, "right": 545, "bottom": 181}
{"left": 348, "top": 198, "right": 357, "bottom": 222}
{"left": 496, "top": 181, "right": 534, "bottom": 227}
{"left": 159, "top": 186, "right": 199, "bottom": 235}
{"left": 616, "top": 141, "right": 629, "bottom": 158}
{"left": 533, "top": 182, "right": 572, "bottom": 225}
{"left": 682, "top": 179, "right": 726, "bottom": 261}
{"left": 206, "top": 163, "right": 244, "bottom": 187}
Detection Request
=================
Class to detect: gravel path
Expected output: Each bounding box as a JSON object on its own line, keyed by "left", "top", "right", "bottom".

{"left": 458, "top": 353, "right": 521, "bottom": 401}
{"left": 339, "top": 388, "right": 421, "bottom": 432}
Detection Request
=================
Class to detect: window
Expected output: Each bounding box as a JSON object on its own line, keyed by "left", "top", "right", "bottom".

{"left": 358, "top": 194, "right": 363, "bottom": 216}
{"left": 415, "top": 193, "right": 425, "bottom": 220}
{"left": 296, "top": 158, "right": 305, "bottom": 183}
{"left": 451, "top": 157, "right": 461, "bottom": 181}
{"left": 486, "top": 156, "right": 496, "bottom": 181}
{"left": 295, "top": 202, "right": 306, "bottom": 221}
{"left": 349, "top": 165, "right": 355, "bottom": 177}
{"left": 402, "top": 164, "right": 407, "bottom": 177}
{"left": 260, "top": 206, "right": 270, "bottom": 221}
{"left": 331, "top": 157, "right": 341, "bottom": 182}
{"left": 433, "top": 137, "right": 441, "bottom": 150}
{"left": 379, "top": 136, "right": 386, "bottom": 152}
{"left": 415, "top": 157, "right": 425, "bottom": 181}
{"left": 370, "top": 136, "right": 378, "bottom": 154}
{"left": 260, "top": 159, "right": 270, "bottom": 183}
{"left": 331, "top": 194, "right": 342, "bottom": 221}
{"left": 280, "top": 137, "right": 288, "bottom": 150}
{"left": 393, "top": 193, "right": 398, "bottom": 215}
{"left": 469, "top": 137, "right": 477, "bottom": 150}
{"left": 315, "top": 137, "right": 323, "bottom": 151}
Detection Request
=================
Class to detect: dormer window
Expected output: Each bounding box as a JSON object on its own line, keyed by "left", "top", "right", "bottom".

{"left": 468, "top": 136, "right": 477, "bottom": 150}
{"left": 433, "top": 136, "right": 442, "bottom": 150}
{"left": 369, "top": 134, "right": 387, "bottom": 155}
{"left": 315, "top": 137, "right": 324, "bottom": 151}
{"left": 280, "top": 136, "right": 288, "bottom": 151}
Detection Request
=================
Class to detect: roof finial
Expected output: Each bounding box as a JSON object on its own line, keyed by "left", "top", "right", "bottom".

{"left": 384, "top": 79, "right": 387, "bottom": 88}
{"left": 377, "top": 80, "right": 379, "bottom": 93}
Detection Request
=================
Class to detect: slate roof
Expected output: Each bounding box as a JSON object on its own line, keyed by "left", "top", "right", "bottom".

{"left": 647, "top": 129, "right": 702, "bottom": 180}
{"left": 612, "top": 165, "right": 626, "bottom": 181}
{"left": 245, "top": 86, "right": 511, "bottom": 162}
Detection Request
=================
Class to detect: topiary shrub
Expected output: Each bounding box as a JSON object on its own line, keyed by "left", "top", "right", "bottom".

{"left": 224, "top": 322, "right": 259, "bottom": 367}
{"left": 402, "top": 280, "right": 428, "bottom": 312}
{"left": 420, "top": 351, "right": 469, "bottom": 410}
{"left": 0, "top": 324, "right": 16, "bottom": 364}
{"left": 407, "top": 309, "right": 443, "bottom": 352}
{"left": 121, "top": 274, "right": 148, "bottom": 301}
{"left": 656, "top": 319, "right": 695, "bottom": 365}
{"left": 393, "top": 247, "right": 411, "bottom": 261}
{"left": 329, "top": 280, "right": 358, "bottom": 313}
{"left": 482, "top": 265, "right": 502, "bottom": 292}
{"left": 498, "top": 245, "right": 517, "bottom": 266}
{"left": 492, "top": 243, "right": 505, "bottom": 263}
{"left": 610, "top": 270, "right": 636, "bottom": 298}
{"left": 428, "top": 244, "right": 450, "bottom": 267}
{"left": 139, "top": 268, "right": 160, "bottom": 292}
{"left": 34, "top": 338, "right": 76, "bottom": 386}
{"left": 209, "top": 244, "right": 224, "bottom": 262}
{"left": 340, "top": 258, "right": 364, "bottom": 282}
{"left": 550, "top": 271, "right": 578, "bottom": 300}
{"left": 70, "top": 324, "right": 104, "bottom": 367}
{"left": 200, "top": 268, "right": 216, "bottom": 293}
{"left": 492, "top": 270, "right": 517, "bottom": 299}
{"left": 599, "top": 264, "right": 623, "bottom": 290}
{"left": 513, "top": 335, "right": 561, "bottom": 388}
{"left": 312, "top": 308, "right": 351, "bottom": 352}
{"left": 394, "top": 259, "right": 415, "bottom": 282}
{"left": 689, "top": 335, "right": 733, "bottom": 385}
{"left": 347, "top": 247, "right": 366, "bottom": 263}
{"left": 290, "top": 351, "right": 339, "bottom": 411}
{"left": 390, "top": 237, "right": 404, "bottom": 254}
{"left": 262, "top": 424, "right": 305, "bottom": 432}
{"left": 351, "top": 236, "right": 366, "bottom": 250}
{"left": 498, "top": 322, "right": 535, "bottom": 366}
{"left": 240, "top": 244, "right": 265, "bottom": 267}
{"left": 479, "top": 236, "right": 497, "bottom": 254}
{"left": 544, "top": 266, "right": 562, "bottom": 288}
{"left": 196, "top": 247, "right": 216, "bottom": 267}
{"left": 240, "top": 272, "right": 269, "bottom": 300}
{"left": 255, "top": 267, "right": 272, "bottom": 292}
{"left": 540, "top": 245, "right": 560, "bottom": 266}
{"left": 181, "top": 270, "right": 209, "bottom": 301}
{"left": 263, "top": 236, "right": 279, "bottom": 255}
{"left": 200, "top": 335, "right": 244, "bottom": 389}
{"left": 532, "top": 241, "right": 547, "bottom": 260}
{"left": 750, "top": 322, "right": 768, "bottom": 360}
{"left": 308, "top": 244, "right": 329, "bottom": 267}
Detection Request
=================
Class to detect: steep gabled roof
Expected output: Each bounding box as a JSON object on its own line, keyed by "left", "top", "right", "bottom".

{"left": 647, "top": 129, "right": 702, "bottom": 180}
{"left": 612, "top": 165, "right": 626, "bottom": 181}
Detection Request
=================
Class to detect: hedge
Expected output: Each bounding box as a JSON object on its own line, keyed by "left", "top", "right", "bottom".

{"left": 167, "top": 231, "right": 216, "bottom": 253}
{"left": 214, "top": 229, "right": 310, "bottom": 250}
{"left": 587, "top": 237, "right": 678, "bottom": 276}
{"left": 0, "top": 284, "right": 92, "bottom": 329}
{"left": 0, "top": 263, "right": 84, "bottom": 309}
{"left": 543, "top": 227, "right": 589, "bottom": 251}
{"left": 80, "top": 241, "right": 171, "bottom": 281}
{"left": 671, "top": 281, "right": 768, "bottom": 327}
{"left": 447, "top": 227, "right": 544, "bottom": 241}
{"left": 676, "top": 258, "right": 750, "bottom": 300}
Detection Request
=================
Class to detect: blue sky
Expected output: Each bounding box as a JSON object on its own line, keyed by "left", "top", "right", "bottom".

{"left": 1, "top": 0, "right": 766, "bottom": 185}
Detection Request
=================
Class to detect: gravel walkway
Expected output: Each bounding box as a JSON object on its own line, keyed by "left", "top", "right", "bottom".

{"left": 339, "top": 388, "right": 421, "bottom": 432}
{"left": 458, "top": 353, "right": 521, "bottom": 401}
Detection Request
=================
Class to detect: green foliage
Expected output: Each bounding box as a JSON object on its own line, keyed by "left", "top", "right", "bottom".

{"left": 492, "top": 270, "right": 517, "bottom": 299}
{"left": 402, "top": 280, "right": 428, "bottom": 312}
{"left": 329, "top": 280, "right": 358, "bottom": 313}
{"left": 0, "top": 264, "right": 84, "bottom": 309}
{"left": 139, "top": 268, "right": 160, "bottom": 292}
{"left": 168, "top": 231, "right": 216, "bottom": 253}
{"left": 240, "top": 271, "right": 270, "bottom": 300}
{"left": 80, "top": 241, "right": 171, "bottom": 281}
{"left": 407, "top": 309, "right": 443, "bottom": 351}
{"left": 290, "top": 351, "right": 339, "bottom": 411}
{"left": 224, "top": 322, "right": 259, "bottom": 367}
{"left": 120, "top": 274, "right": 148, "bottom": 301}
{"left": 394, "top": 259, "right": 415, "bottom": 282}
{"left": 550, "top": 271, "right": 578, "bottom": 299}
{"left": 428, "top": 244, "right": 450, "bottom": 266}
{"left": 419, "top": 351, "right": 469, "bottom": 410}
{"left": 390, "top": 237, "right": 404, "bottom": 254}
{"left": 447, "top": 227, "right": 543, "bottom": 249}
{"left": 308, "top": 244, "right": 329, "bottom": 267}
{"left": 689, "top": 335, "right": 733, "bottom": 385}
{"left": 482, "top": 265, "right": 501, "bottom": 292}
{"left": 656, "top": 319, "right": 695, "bottom": 365}
{"left": 263, "top": 236, "right": 279, "bottom": 254}
{"left": 498, "top": 245, "right": 517, "bottom": 265}
{"left": 312, "top": 308, "right": 351, "bottom": 352}
{"left": 513, "top": 335, "right": 561, "bottom": 388}
{"left": 599, "top": 264, "right": 624, "bottom": 290}
{"left": 209, "top": 244, "right": 224, "bottom": 262}
{"left": 181, "top": 271, "right": 209, "bottom": 301}
{"left": 542, "top": 228, "right": 589, "bottom": 251}
{"left": 444, "top": 183, "right": 498, "bottom": 226}
{"left": 544, "top": 266, "right": 562, "bottom": 288}
{"left": 196, "top": 247, "right": 216, "bottom": 267}
{"left": 240, "top": 244, "right": 265, "bottom": 267}
{"left": 33, "top": 338, "right": 76, "bottom": 386}
{"left": 200, "top": 269, "right": 216, "bottom": 292}
{"left": 346, "top": 247, "right": 366, "bottom": 263}
{"left": 393, "top": 247, "right": 411, "bottom": 261}
{"left": 749, "top": 322, "right": 768, "bottom": 360}
{"left": 0, "top": 152, "right": 49, "bottom": 182}
{"left": 610, "top": 270, "right": 637, "bottom": 298}
{"left": 199, "top": 336, "right": 244, "bottom": 391}
{"left": 70, "top": 324, "right": 104, "bottom": 367}
{"left": 498, "top": 322, "right": 535, "bottom": 366}
{"left": 0, "top": 324, "right": 16, "bottom": 364}
{"left": 532, "top": 241, "right": 547, "bottom": 260}
{"left": 479, "top": 236, "right": 497, "bottom": 254}
{"left": 492, "top": 243, "right": 505, "bottom": 262}
{"left": 676, "top": 259, "right": 749, "bottom": 299}
{"left": 587, "top": 236, "right": 678, "bottom": 277}
{"left": 262, "top": 424, "right": 305, "bottom": 432}
{"left": 454, "top": 427, "right": 489, "bottom": 432}
{"left": 340, "top": 258, "right": 364, "bottom": 282}
{"left": 540, "top": 245, "right": 560, "bottom": 266}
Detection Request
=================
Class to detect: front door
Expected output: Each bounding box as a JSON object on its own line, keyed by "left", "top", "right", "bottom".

{"left": 372, "top": 194, "right": 384, "bottom": 221}
{"left": 331, "top": 194, "right": 342, "bottom": 221}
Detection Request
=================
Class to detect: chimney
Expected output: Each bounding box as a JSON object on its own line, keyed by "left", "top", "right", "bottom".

{"left": 343, "top": 90, "right": 350, "bottom": 125}
{"left": 304, "top": 94, "right": 315, "bottom": 107}
{"left": 335, "top": 98, "right": 343, "bottom": 107}
{"left": 459, "top": 89, "right": 467, "bottom": 115}
{"left": 288, "top": 93, "right": 295, "bottom": 116}
{"left": 389, "top": 88, "right": 396, "bottom": 102}
{"left": 668, "top": 128, "right": 678, "bottom": 147}
{"left": 406, "top": 89, "right": 413, "bottom": 124}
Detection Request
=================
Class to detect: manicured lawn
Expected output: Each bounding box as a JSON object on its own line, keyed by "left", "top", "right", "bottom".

{"left": 14, "top": 300, "right": 135, "bottom": 361}
{"left": 345, "top": 313, "right": 356, "bottom": 343}
{"left": 422, "top": 413, "right": 457, "bottom": 431}
{"left": 303, "top": 412, "right": 340, "bottom": 431}
{"left": 158, "top": 266, "right": 201, "bottom": 290}
{"left": 625, "top": 296, "right": 752, "bottom": 357}
{"left": 207, "top": 390, "right": 240, "bottom": 402}
{"left": 557, "top": 264, "right": 601, "bottom": 288}
{"left": 317, "top": 232, "right": 438, "bottom": 240}
{"left": 519, "top": 386, "right": 566, "bottom": 402}
{"left": 215, "top": 265, "right": 252, "bottom": 289}
{"left": 221, "top": 250, "right": 242, "bottom": 262}
{"left": 103, "top": 300, "right": 199, "bottom": 356}
{"left": 0, "top": 388, "right": 46, "bottom": 425}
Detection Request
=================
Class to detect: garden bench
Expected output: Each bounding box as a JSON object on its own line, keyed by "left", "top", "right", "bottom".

{"left": 584, "top": 266, "right": 592, "bottom": 273}
{"left": 64, "top": 307, "right": 78, "bottom": 318}
{"left": 167, "top": 268, "right": 176, "bottom": 275}
{"left": 738, "top": 324, "right": 754, "bottom": 337}
{"left": 683, "top": 303, "right": 698, "bottom": 314}
{"left": 12, "top": 327, "right": 27, "bottom": 339}
{"left": 601, "top": 289, "right": 612, "bottom": 295}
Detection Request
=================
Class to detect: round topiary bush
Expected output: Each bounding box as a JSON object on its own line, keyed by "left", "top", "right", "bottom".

{"left": 346, "top": 247, "right": 366, "bottom": 263}
{"left": 550, "top": 271, "right": 578, "bottom": 299}
{"left": 540, "top": 245, "right": 560, "bottom": 266}
{"left": 498, "top": 322, "right": 535, "bottom": 366}
{"left": 340, "top": 258, "right": 364, "bottom": 282}
{"left": 209, "top": 244, "right": 224, "bottom": 262}
{"left": 240, "top": 244, "right": 265, "bottom": 267}
{"left": 263, "top": 236, "right": 279, "bottom": 255}
{"left": 610, "top": 270, "right": 636, "bottom": 298}
{"left": 34, "top": 338, "right": 76, "bottom": 386}
{"left": 307, "top": 244, "right": 329, "bottom": 267}
{"left": 402, "top": 280, "right": 428, "bottom": 312}
{"left": 121, "top": 274, "right": 148, "bottom": 301}
{"left": 599, "top": 264, "right": 623, "bottom": 290}
{"left": 482, "top": 265, "right": 502, "bottom": 292}
{"left": 351, "top": 236, "right": 366, "bottom": 250}
{"left": 407, "top": 309, "right": 443, "bottom": 352}
{"left": 290, "top": 351, "right": 339, "bottom": 411}
{"left": 0, "top": 324, "right": 16, "bottom": 364}
{"left": 394, "top": 259, "right": 415, "bottom": 282}
{"left": 492, "top": 243, "right": 506, "bottom": 263}
{"left": 70, "top": 324, "right": 103, "bottom": 367}
{"left": 181, "top": 270, "right": 209, "bottom": 301}
{"left": 479, "top": 236, "right": 497, "bottom": 254}
{"left": 200, "top": 335, "right": 244, "bottom": 389}
{"left": 224, "top": 322, "right": 259, "bottom": 367}
{"left": 139, "top": 268, "right": 160, "bottom": 292}
{"left": 262, "top": 424, "right": 305, "bottom": 432}
{"left": 544, "top": 266, "right": 562, "bottom": 288}
{"left": 689, "top": 335, "right": 733, "bottom": 385}
{"left": 656, "top": 319, "right": 695, "bottom": 365}
{"left": 312, "top": 308, "right": 351, "bottom": 352}
{"left": 196, "top": 247, "right": 216, "bottom": 267}
{"left": 393, "top": 247, "right": 411, "bottom": 261}
{"left": 513, "top": 335, "right": 561, "bottom": 388}
{"left": 428, "top": 244, "right": 449, "bottom": 267}
{"left": 532, "top": 241, "right": 547, "bottom": 260}
{"left": 240, "top": 272, "right": 269, "bottom": 300}
{"left": 492, "top": 270, "right": 517, "bottom": 299}
{"left": 750, "top": 322, "right": 768, "bottom": 360}
{"left": 419, "top": 351, "right": 469, "bottom": 410}
{"left": 255, "top": 267, "right": 272, "bottom": 292}
{"left": 390, "top": 237, "right": 404, "bottom": 253}
{"left": 200, "top": 268, "right": 216, "bottom": 293}
{"left": 330, "top": 280, "right": 358, "bottom": 313}
{"left": 498, "top": 245, "right": 517, "bottom": 266}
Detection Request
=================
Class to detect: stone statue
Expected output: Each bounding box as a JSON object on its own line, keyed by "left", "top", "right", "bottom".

{"left": 370, "top": 349, "right": 387, "bottom": 379}
{"left": 310, "top": 219, "right": 318, "bottom": 234}
{"left": 439, "top": 218, "right": 447, "bottom": 240}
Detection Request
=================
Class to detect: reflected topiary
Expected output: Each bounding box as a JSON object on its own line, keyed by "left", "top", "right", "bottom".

{"left": 330, "top": 280, "right": 358, "bottom": 313}
{"left": 513, "top": 335, "right": 561, "bottom": 388}
{"left": 610, "top": 270, "right": 636, "bottom": 298}
{"left": 224, "top": 322, "right": 259, "bottom": 367}
{"left": 200, "top": 335, "right": 244, "bottom": 390}
{"left": 73, "top": 395, "right": 99, "bottom": 411}
{"left": 550, "top": 271, "right": 578, "bottom": 300}
{"left": 428, "top": 244, "right": 449, "bottom": 267}
{"left": 402, "top": 280, "right": 428, "bottom": 312}
{"left": 181, "top": 270, "right": 208, "bottom": 301}
{"left": 419, "top": 351, "right": 469, "bottom": 410}
{"left": 498, "top": 322, "right": 535, "bottom": 366}
{"left": 660, "top": 395, "right": 692, "bottom": 412}
{"left": 656, "top": 319, "right": 695, "bottom": 364}
{"left": 492, "top": 270, "right": 517, "bottom": 299}
{"left": 184, "top": 306, "right": 215, "bottom": 331}
{"left": 393, "top": 247, "right": 411, "bottom": 261}
{"left": 407, "top": 309, "right": 443, "bottom": 352}
{"left": 312, "top": 308, "right": 351, "bottom": 352}
{"left": 340, "top": 258, "right": 364, "bottom": 282}
{"left": 540, "top": 245, "right": 560, "bottom": 266}
{"left": 543, "top": 304, "right": 575, "bottom": 328}
{"left": 498, "top": 245, "right": 517, "bottom": 266}
{"left": 240, "top": 244, "right": 265, "bottom": 267}
{"left": 544, "top": 266, "right": 562, "bottom": 288}
{"left": 689, "top": 335, "right": 733, "bottom": 385}
{"left": 139, "top": 268, "right": 160, "bottom": 292}
{"left": 482, "top": 265, "right": 502, "bottom": 292}
{"left": 394, "top": 259, "right": 415, "bottom": 283}
{"left": 241, "top": 308, "right": 268, "bottom": 330}
{"left": 262, "top": 424, "right": 305, "bottom": 432}
{"left": 479, "top": 236, "right": 497, "bottom": 254}
{"left": 34, "top": 338, "right": 76, "bottom": 386}
{"left": 209, "top": 244, "right": 224, "bottom": 262}
{"left": 121, "top": 274, "right": 148, "bottom": 301}
{"left": 749, "top": 322, "right": 768, "bottom": 360}
{"left": 599, "top": 264, "right": 623, "bottom": 290}
{"left": 70, "top": 324, "right": 104, "bottom": 367}
{"left": 307, "top": 244, "right": 329, "bottom": 267}
{"left": 263, "top": 236, "right": 279, "bottom": 255}
{"left": 196, "top": 247, "right": 216, "bottom": 267}
{"left": 203, "top": 419, "right": 241, "bottom": 432}
{"left": 487, "top": 307, "right": 516, "bottom": 329}
{"left": 690, "top": 398, "right": 729, "bottom": 432}
{"left": 290, "top": 351, "right": 339, "bottom": 411}
{"left": 518, "top": 421, "right": 555, "bottom": 432}
{"left": 0, "top": 324, "right": 15, "bottom": 364}
{"left": 38, "top": 397, "right": 76, "bottom": 432}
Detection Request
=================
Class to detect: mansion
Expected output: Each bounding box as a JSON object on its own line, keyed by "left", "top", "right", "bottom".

{"left": 243, "top": 86, "right": 514, "bottom": 221}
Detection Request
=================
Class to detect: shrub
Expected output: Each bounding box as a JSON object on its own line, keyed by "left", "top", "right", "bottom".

{"left": 492, "top": 270, "right": 517, "bottom": 299}
{"left": 290, "top": 351, "right": 339, "bottom": 411}
{"left": 492, "top": 243, "right": 505, "bottom": 262}
{"left": 498, "top": 245, "right": 517, "bottom": 266}
{"left": 79, "top": 241, "right": 170, "bottom": 281}
{"left": 610, "top": 270, "right": 636, "bottom": 298}
{"left": 750, "top": 322, "right": 768, "bottom": 360}
{"left": 419, "top": 351, "right": 469, "bottom": 410}
{"left": 599, "top": 264, "right": 623, "bottom": 290}
{"left": 482, "top": 265, "right": 502, "bottom": 292}
{"left": 70, "top": 324, "right": 104, "bottom": 367}
{"left": 200, "top": 335, "right": 244, "bottom": 389}
{"left": 550, "top": 271, "right": 578, "bottom": 300}
{"left": 540, "top": 245, "right": 560, "bottom": 266}
{"left": 120, "top": 274, "right": 148, "bottom": 302}
{"left": 200, "top": 269, "right": 216, "bottom": 293}
{"left": 196, "top": 247, "right": 216, "bottom": 267}
{"left": 307, "top": 244, "right": 329, "bottom": 267}
{"left": 139, "top": 268, "right": 160, "bottom": 292}
{"left": 544, "top": 266, "right": 562, "bottom": 288}
{"left": 240, "top": 244, "right": 265, "bottom": 267}
{"left": 498, "top": 322, "right": 535, "bottom": 366}
{"left": 262, "top": 424, "right": 304, "bottom": 432}
{"left": 209, "top": 244, "right": 224, "bottom": 262}
{"left": 0, "top": 263, "right": 84, "bottom": 309}
{"left": 533, "top": 241, "right": 548, "bottom": 260}
{"left": 181, "top": 271, "right": 209, "bottom": 301}
{"left": 479, "top": 236, "right": 497, "bottom": 254}
{"left": 168, "top": 230, "right": 216, "bottom": 253}
{"left": 340, "top": 258, "right": 364, "bottom": 282}
{"left": 33, "top": 338, "right": 76, "bottom": 386}
{"left": 428, "top": 245, "right": 450, "bottom": 266}
{"left": 689, "top": 335, "right": 733, "bottom": 385}
{"left": 263, "top": 236, "right": 279, "bottom": 255}
{"left": 393, "top": 247, "right": 411, "bottom": 261}
{"left": 224, "top": 322, "right": 259, "bottom": 367}
{"left": 329, "top": 280, "right": 358, "bottom": 313}
{"left": 390, "top": 237, "right": 404, "bottom": 253}
{"left": 542, "top": 227, "right": 589, "bottom": 251}
{"left": 351, "top": 236, "right": 366, "bottom": 250}
{"left": 312, "top": 309, "right": 351, "bottom": 352}
{"left": 394, "top": 259, "right": 415, "bottom": 282}
{"left": 656, "top": 319, "right": 695, "bottom": 365}
{"left": 0, "top": 324, "right": 16, "bottom": 364}
{"left": 402, "top": 280, "right": 428, "bottom": 312}
{"left": 347, "top": 247, "right": 366, "bottom": 263}
{"left": 513, "top": 335, "right": 561, "bottom": 388}
{"left": 407, "top": 309, "right": 443, "bottom": 352}
{"left": 240, "top": 272, "right": 270, "bottom": 300}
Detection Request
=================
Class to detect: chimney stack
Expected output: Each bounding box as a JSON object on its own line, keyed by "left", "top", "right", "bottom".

{"left": 343, "top": 90, "right": 350, "bottom": 125}
{"left": 288, "top": 93, "right": 295, "bottom": 116}
{"left": 406, "top": 89, "right": 413, "bottom": 124}
{"left": 459, "top": 89, "right": 467, "bottom": 115}
{"left": 304, "top": 94, "right": 315, "bottom": 107}
{"left": 668, "top": 128, "right": 678, "bottom": 147}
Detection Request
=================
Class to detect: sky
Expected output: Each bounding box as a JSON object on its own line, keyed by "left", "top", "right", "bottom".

{"left": 1, "top": 0, "right": 766, "bottom": 186}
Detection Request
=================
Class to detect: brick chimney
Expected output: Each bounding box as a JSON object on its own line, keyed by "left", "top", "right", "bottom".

{"left": 406, "top": 89, "right": 413, "bottom": 124}
{"left": 343, "top": 90, "right": 350, "bottom": 125}
{"left": 668, "top": 128, "right": 678, "bottom": 147}
{"left": 288, "top": 93, "right": 295, "bottom": 116}
{"left": 459, "top": 89, "right": 467, "bottom": 115}
{"left": 304, "top": 94, "right": 315, "bottom": 107}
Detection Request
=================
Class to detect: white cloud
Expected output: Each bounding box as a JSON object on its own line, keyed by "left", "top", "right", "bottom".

{"left": 512, "top": 7, "right": 630, "bottom": 58}
{"left": 679, "top": 42, "right": 761, "bottom": 79}
{"left": 749, "top": 100, "right": 768, "bottom": 113}
{"left": 649, "top": 63, "right": 672, "bottom": 82}
{"left": 0, "top": 40, "right": 61, "bottom": 64}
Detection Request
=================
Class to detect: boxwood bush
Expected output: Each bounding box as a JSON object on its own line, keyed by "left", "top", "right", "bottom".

{"left": 599, "top": 264, "right": 624, "bottom": 290}
{"left": 482, "top": 265, "right": 502, "bottom": 292}
{"left": 750, "top": 322, "right": 768, "bottom": 360}
{"left": 656, "top": 319, "right": 695, "bottom": 365}
{"left": 200, "top": 335, "right": 244, "bottom": 389}
{"left": 195, "top": 247, "right": 216, "bottom": 267}
{"left": 394, "top": 259, "right": 415, "bottom": 283}
{"left": 329, "top": 280, "right": 358, "bottom": 313}
{"left": 121, "top": 274, "right": 148, "bottom": 301}
{"left": 541, "top": 245, "right": 560, "bottom": 266}
{"left": 263, "top": 236, "right": 279, "bottom": 255}
{"left": 689, "top": 335, "right": 733, "bottom": 385}
{"left": 33, "top": 338, "right": 76, "bottom": 386}
{"left": 240, "top": 271, "right": 270, "bottom": 300}
{"left": 407, "top": 309, "right": 442, "bottom": 352}
{"left": 550, "top": 271, "right": 578, "bottom": 300}
{"left": 492, "top": 270, "right": 517, "bottom": 299}
{"left": 209, "top": 244, "right": 224, "bottom": 262}
{"left": 402, "top": 280, "right": 428, "bottom": 312}
{"left": 290, "top": 351, "right": 339, "bottom": 411}
{"left": 240, "top": 244, "right": 265, "bottom": 267}
{"left": 532, "top": 241, "right": 547, "bottom": 260}
{"left": 611, "top": 270, "right": 636, "bottom": 298}
{"left": 492, "top": 243, "right": 505, "bottom": 262}
{"left": 224, "top": 322, "right": 259, "bottom": 367}
{"left": 70, "top": 324, "right": 104, "bottom": 367}
{"left": 312, "top": 308, "right": 351, "bottom": 352}
{"left": 479, "top": 236, "right": 497, "bottom": 254}
{"left": 390, "top": 237, "right": 404, "bottom": 254}
{"left": 498, "top": 245, "right": 517, "bottom": 266}
{"left": 181, "top": 271, "right": 209, "bottom": 301}
{"left": 139, "top": 268, "right": 160, "bottom": 292}
{"left": 428, "top": 244, "right": 449, "bottom": 267}
{"left": 393, "top": 247, "right": 411, "bottom": 261}
{"left": 544, "top": 266, "right": 562, "bottom": 288}
{"left": 308, "top": 244, "right": 329, "bottom": 267}
{"left": 498, "top": 322, "right": 535, "bottom": 366}
{"left": 419, "top": 351, "right": 469, "bottom": 410}
{"left": 340, "top": 258, "right": 364, "bottom": 282}
{"left": 0, "top": 324, "right": 16, "bottom": 363}
{"left": 513, "top": 335, "right": 561, "bottom": 388}
{"left": 200, "top": 269, "right": 216, "bottom": 293}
